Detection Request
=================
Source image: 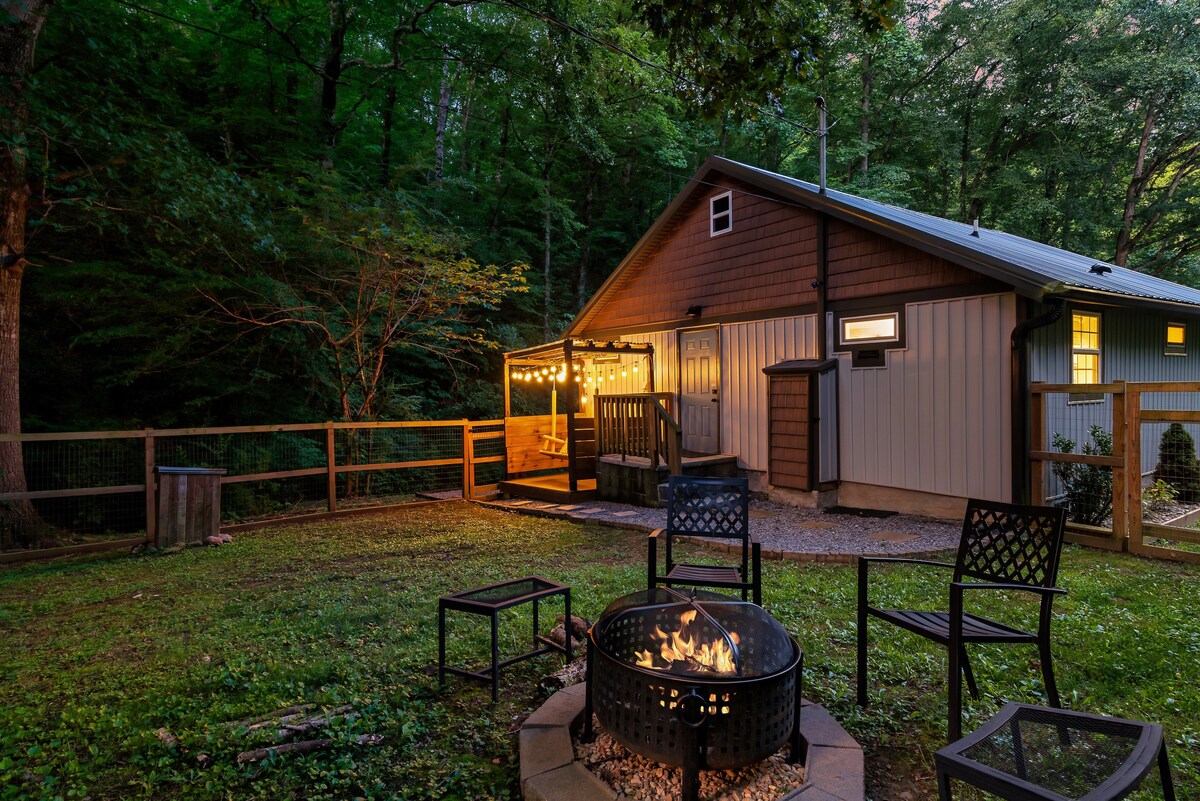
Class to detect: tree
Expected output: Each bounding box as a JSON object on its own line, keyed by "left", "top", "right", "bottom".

{"left": 1152, "top": 423, "right": 1200, "bottom": 504}
{"left": 207, "top": 208, "right": 527, "bottom": 423}
{"left": 1, "top": 0, "right": 53, "bottom": 532}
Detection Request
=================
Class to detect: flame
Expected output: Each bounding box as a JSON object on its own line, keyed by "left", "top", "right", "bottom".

{"left": 634, "top": 608, "right": 739, "bottom": 675}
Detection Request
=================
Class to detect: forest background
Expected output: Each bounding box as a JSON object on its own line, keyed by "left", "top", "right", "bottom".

{"left": 2, "top": 0, "right": 1198, "bottom": 437}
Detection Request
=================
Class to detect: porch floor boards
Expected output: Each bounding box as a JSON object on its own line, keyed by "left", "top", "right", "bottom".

{"left": 497, "top": 474, "right": 597, "bottom": 504}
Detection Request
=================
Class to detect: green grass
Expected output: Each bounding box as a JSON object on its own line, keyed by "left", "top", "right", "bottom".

{"left": 0, "top": 502, "right": 1196, "bottom": 800}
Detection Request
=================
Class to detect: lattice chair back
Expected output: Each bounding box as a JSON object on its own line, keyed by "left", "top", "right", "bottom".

{"left": 954, "top": 499, "right": 1068, "bottom": 588}
{"left": 667, "top": 476, "right": 750, "bottom": 539}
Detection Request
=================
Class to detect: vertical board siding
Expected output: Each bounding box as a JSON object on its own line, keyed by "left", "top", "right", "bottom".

{"left": 721, "top": 315, "right": 820, "bottom": 471}
{"left": 819, "top": 368, "right": 839, "bottom": 483}
{"left": 1031, "top": 306, "right": 1200, "bottom": 496}
{"left": 838, "top": 293, "right": 1015, "bottom": 500}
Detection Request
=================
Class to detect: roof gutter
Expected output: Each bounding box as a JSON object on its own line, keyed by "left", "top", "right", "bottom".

{"left": 1010, "top": 298, "right": 1065, "bottom": 504}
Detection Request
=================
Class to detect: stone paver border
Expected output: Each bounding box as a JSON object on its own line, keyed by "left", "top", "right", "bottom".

{"left": 520, "top": 683, "right": 865, "bottom": 801}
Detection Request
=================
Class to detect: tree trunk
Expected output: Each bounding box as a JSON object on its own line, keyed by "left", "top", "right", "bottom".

{"left": 433, "top": 48, "right": 452, "bottom": 200}
{"left": 1114, "top": 105, "right": 1158, "bottom": 268}
{"left": 380, "top": 81, "right": 396, "bottom": 188}
{"left": 0, "top": 0, "right": 52, "bottom": 539}
{"left": 576, "top": 162, "right": 596, "bottom": 311}
{"left": 318, "top": 0, "right": 352, "bottom": 169}
{"left": 860, "top": 51, "right": 872, "bottom": 179}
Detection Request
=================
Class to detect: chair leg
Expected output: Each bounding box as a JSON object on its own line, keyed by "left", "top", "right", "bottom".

{"left": 959, "top": 645, "right": 979, "bottom": 699}
{"left": 948, "top": 643, "right": 963, "bottom": 742}
{"left": 857, "top": 558, "right": 870, "bottom": 707}
{"left": 1038, "top": 637, "right": 1061, "bottom": 708}
{"left": 1159, "top": 739, "right": 1176, "bottom": 801}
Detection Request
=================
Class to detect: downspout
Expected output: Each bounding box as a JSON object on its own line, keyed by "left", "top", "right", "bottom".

{"left": 1011, "top": 297, "right": 1064, "bottom": 504}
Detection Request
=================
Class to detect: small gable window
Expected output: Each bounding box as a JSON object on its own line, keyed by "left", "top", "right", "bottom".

{"left": 1166, "top": 321, "right": 1186, "bottom": 356}
{"left": 710, "top": 191, "right": 732, "bottom": 236}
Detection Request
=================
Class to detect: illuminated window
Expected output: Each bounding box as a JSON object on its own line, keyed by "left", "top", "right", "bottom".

{"left": 1071, "top": 311, "right": 1101, "bottom": 385}
{"left": 1166, "top": 321, "right": 1186, "bottom": 356}
{"left": 710, "top": 191, "right": 732, "bottom": 236}
{"left": 840, "top": 313, "right": 899, "bottom": 345}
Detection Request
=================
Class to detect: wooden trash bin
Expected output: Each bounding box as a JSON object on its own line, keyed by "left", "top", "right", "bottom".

{"left": 154, "top": 466, "right": 227, "bottom": 547}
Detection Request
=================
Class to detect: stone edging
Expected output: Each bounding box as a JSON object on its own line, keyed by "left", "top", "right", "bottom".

{"left": 519, "top": 683, "right": 865, "bottom": 801}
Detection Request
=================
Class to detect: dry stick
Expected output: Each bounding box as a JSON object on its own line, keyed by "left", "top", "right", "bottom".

{"left": 236, "top": 734, "right": 384, "bottom": 764}
{"left": 225, "top": 703, "right": 317, "bottom": 730}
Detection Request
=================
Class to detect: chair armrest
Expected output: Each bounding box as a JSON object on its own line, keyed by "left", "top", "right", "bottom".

{"left": 649, "top": 528, "right": 665, "bottom": 540}
{"left": 747, "top": 530, "right": 760, "bottom": 544}
{"left": 951, "top": 581, "right": 1067, "bottom": 596}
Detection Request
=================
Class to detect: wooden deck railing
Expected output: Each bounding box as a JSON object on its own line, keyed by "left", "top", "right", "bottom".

{"left": 596, "top": 393, "right": 682, "bottom": 476}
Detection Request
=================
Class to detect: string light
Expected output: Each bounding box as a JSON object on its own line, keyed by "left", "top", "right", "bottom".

{"left": 537, "top": 374, "right": 544, "bottom": 383}
{"left": 608, "top": 369, "right": 615, "bottom": 381}
{"left": 524, "top": 372, "right": 532, "bottom": 381}
{"left": 633, "top": 361, "right": 639, "bottom": 374}
{"left": 621, "top": 366, "right": 627, "bottom": 377}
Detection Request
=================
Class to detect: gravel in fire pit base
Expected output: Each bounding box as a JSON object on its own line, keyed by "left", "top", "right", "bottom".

{"left": 575, "top": 718, "right": 804, "bottom": 801}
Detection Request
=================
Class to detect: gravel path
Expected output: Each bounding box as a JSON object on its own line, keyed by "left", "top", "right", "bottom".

{"left": 483, "top": 496, "right": 960, "bottom": 561}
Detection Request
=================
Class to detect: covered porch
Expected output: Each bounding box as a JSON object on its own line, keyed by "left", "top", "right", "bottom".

{"left": 500, "top": 339, "right": 686, "bottom": 504}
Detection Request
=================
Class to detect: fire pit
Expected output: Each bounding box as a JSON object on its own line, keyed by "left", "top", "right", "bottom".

{"left": 583, "top": 588, "right": 804, "bottom": 801}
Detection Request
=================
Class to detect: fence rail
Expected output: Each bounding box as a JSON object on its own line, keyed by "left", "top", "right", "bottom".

{"left": 0, "top": 420, "right": 505, "bottom": 563}
{"left": 1031, "top": 380, "right": 1200, "bottom": 563}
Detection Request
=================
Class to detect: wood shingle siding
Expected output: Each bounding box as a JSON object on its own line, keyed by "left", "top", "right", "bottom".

{"left": 580, "top": 174, "right": 985, "bottom": 337}
{"left": 768, "top": 375, "right": 811, "bottom": 490}
{"left": 582, "top": 178, "right": 818, "bottom": 332}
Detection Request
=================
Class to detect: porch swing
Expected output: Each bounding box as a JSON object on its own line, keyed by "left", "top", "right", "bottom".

{"left": 539, "top": 382, "right": 568, "bottom": 458}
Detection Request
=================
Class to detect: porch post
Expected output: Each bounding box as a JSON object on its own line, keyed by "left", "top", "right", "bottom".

{"left": 565, "top": 341, "right": 577, "bottom": 493}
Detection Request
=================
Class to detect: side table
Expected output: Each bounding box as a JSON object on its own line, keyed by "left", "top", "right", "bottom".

{"left": 438, "top": 576, "right": 571, "bottom": 701}
{"left": 935, "top": 702, "right": 1175, "bottom": 801}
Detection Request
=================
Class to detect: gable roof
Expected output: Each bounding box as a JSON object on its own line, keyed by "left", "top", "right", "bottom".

{"left": 566, "top": 156, "right": 1200, "bottom": 336}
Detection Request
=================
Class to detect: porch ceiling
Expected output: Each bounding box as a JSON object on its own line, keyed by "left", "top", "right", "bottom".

{"left": 503, "top": 338, "right": 653, "bottom": 366}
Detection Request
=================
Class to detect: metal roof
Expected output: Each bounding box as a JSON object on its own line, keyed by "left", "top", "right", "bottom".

{"left": 566, "top": 157, "right": 1200, "bottom": 336}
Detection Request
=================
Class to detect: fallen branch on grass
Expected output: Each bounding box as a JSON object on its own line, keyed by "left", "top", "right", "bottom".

{"left": 235, "top": 733, "right": 384, "bottom": 763}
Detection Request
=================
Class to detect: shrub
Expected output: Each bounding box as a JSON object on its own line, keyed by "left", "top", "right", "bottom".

{"left": 1051, "top": 425, "right": 1113, "bottom": 526}
{"left": 1152, "top": 423, "right": 1200, "bottom": 503}
{"left": 1142, "top": 479, "right": 1179, "bottom": 514}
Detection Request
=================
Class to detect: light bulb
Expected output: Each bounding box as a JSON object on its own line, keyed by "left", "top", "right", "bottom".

{"left": 557, "top": 372, "right": 566, "bottom": 382}
{"left": 572, "top": 363, "right": 579, "bottom": 371}
{"left": 524, "top": 372, "right": 531, "bottom": 381}
{"left": 608, "top": 370, "right": 615, "bottom": 381}
{"left": 575, "top": 375, "right": 581, "bottom": 382}
{"left": 633, "top": 363, "right": 638, "bottom": 374}
{"left": 621, "top": 368, "right": 627, "bottom": 377}
{"left": 581, "top": 394, "right": 589, "bottom": 404}
{"left": 537, "top": 375, "right": 543, "bottom": 383}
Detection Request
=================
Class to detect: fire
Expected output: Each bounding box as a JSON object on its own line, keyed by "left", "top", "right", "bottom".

{"left": 633, "top": 609, "right": 740, "bottom": 675}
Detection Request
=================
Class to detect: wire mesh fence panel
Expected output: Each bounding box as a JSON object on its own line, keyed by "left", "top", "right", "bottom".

{"left": 154, "top": 430, "right": 329, "bottom": 522}
{"left": 1135, "top": 388, "right": 1200, "bottom": 558}
{"left": 0, "top": 436, "right": 146, "bottom": 550}
{"left": 471, "top": 422, "right": 506, "bottom": 496}
{"left": 336, "top": 464, "right": 464, "bottom": 506}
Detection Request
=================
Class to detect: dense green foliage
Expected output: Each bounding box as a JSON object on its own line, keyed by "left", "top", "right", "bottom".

{"left": 0, "top": 503, "right": 1195, "bottom": 799}
{"left": 1154, "top": 423, "right": 1200, "bottom": 504}
{"left": 13, "top": 0, "right": 1200, "bottom": 431}
{"left": 1052, "top": 424, "right": 1114, "bottom": 526}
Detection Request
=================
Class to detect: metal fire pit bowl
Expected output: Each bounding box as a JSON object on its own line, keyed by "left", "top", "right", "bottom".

{"left": 583, "top": 588, "right": 804, "bottom": 801}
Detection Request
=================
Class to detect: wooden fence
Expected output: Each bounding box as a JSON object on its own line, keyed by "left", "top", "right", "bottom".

{"left": 1031, "top": 380, "right": 1200, "bottom": 563}
{"left": 0, "top": 420, "right": 505, "bottom": 563}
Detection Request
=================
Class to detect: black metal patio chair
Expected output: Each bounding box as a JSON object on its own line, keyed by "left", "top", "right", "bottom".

{"left": 648, "top": 475, "right": 762, "bottom": 606}
{"left": 857, "top": 498, "right": 1068, "bottom": 742}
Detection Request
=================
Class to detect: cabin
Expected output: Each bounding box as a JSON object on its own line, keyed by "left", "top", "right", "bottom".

{"left": 500, "top": 156, "right": 1200, "bottom": 517}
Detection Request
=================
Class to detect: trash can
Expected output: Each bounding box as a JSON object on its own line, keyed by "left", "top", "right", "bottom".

{"left": 154, "top": 466, "right": 227, "bottom": 547}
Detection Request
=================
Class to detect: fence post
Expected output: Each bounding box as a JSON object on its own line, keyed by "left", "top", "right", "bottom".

{"left": 144, "top": 429, "right": 157, "bottom": 546}
{"left": 1126, "top": 385, "right": 1143, "bottom": 554}
{"left": 1111, "top": 381, "right": 1127, "bottom": 549}
{"left": 1029, "top": 385, "right": 1045, "bottom": 504}
{"left": 325, "top": 422, "right": 337, "bottom": 512}
{"left": 462, "top": 420, "right": 474, "bottom": 500}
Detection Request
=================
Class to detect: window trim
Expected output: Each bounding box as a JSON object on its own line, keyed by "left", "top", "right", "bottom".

{"left": 1069, "top": 310, "right": 1102, "bottom": 403}
{"left": 833, "top": 307, "right": 906, "bottom": 368}
{"left": 1166, "top": 321, "right": 1187, "bottom": 356}
{"left": 710, "top": 191, "right": 733, "bottom": 237}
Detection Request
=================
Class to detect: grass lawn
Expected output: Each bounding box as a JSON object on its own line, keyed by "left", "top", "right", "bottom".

{"left": 0, "top": 502, "right": 1196, "bottom": 800}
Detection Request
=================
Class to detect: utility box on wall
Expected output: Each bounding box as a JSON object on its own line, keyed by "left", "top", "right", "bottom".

{"left": 154, "top": 466, "right": 227, "bottom": 547}
{"left": 762, "top": 359, "right": 839, "bottom": 492}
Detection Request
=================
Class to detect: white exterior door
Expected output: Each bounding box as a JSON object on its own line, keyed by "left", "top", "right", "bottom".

{"left": 680, "top": 328, "right": 720, "bottom": 454}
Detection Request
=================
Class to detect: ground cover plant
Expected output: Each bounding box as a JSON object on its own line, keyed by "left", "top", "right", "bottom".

{"left": 0, "top": 502, "right": 1196, "bottom": 800}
